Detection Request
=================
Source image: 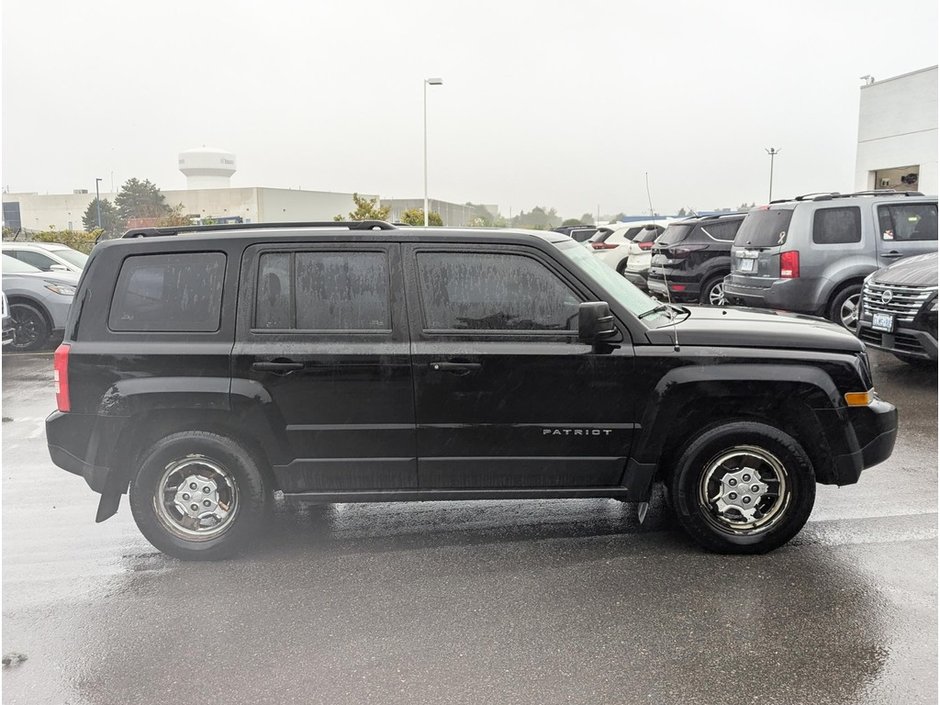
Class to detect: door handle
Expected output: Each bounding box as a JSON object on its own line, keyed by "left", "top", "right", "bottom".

{"left": 881, "top": 251, "right": 904, "bottom": 259}
{"left": 252, "top": 360, "right": 304, "bottom": 373}
{"left": 429, "top": 361, "right": 482, "bottom": 375}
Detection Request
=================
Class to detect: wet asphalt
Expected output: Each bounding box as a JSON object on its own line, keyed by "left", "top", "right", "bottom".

{"left": 1, "top": 350, "right": 936, "bottom": 705}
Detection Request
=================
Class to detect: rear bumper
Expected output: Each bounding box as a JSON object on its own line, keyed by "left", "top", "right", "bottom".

{"left": 46, "top": 410, "right": 128, "bottom": 494}
{"left": 648, "top": 276, "right": 700, "bottom": 303}
{"left": 723, "top": 276, "right": 821, "bottom": 314}
{"left": 623, "top": 270, "right": 649, "bottom": 292}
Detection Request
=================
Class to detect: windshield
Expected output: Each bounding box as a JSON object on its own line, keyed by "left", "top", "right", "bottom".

{"left": 734, "top": 208, "right": 794, "bottom": 247}
{"left": 554, "top": 239, "right": 672, "bottom": 323}
{"left": 657, "top": 223, "right": 693, "bottom": 246}
{"left": 634, "top": 226, "right": 664, "bottom": 244}
{"left": 1, "top": 253, "right": 42, "bottom": 273}
{"left": 53, "top": 248, "right": 89, "bottom": 268}
{"left": 588, "top": 228, "right": 613, "bottom": 243}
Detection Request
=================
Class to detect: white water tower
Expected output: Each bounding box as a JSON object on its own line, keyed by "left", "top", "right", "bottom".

{"left": 178, "top": 147, "right": 236, "bottom": 189}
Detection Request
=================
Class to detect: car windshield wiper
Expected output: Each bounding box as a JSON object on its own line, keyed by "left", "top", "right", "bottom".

{"left": 638, "top": 304, "right": 672, "bottom": 320}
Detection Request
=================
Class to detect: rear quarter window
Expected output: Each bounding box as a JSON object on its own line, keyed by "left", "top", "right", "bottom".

{"left": 108, "top": 252, "right": 226, "bottom": 332}
{"left": 812, "top": 207, "right": 861, "bottom": 245}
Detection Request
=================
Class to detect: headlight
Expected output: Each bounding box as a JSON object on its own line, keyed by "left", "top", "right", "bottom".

{"left": 931, "top": 299, "right": 938, "bottom": 313}
{"left": 44, "top": 283, "right": 76, "bottom": 296}
{"left": 863, "top": 272, "right": 876, "bottom": 286}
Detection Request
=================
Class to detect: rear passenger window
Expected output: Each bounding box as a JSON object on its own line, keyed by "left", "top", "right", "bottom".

{"left": 698, "top": 220, "right": 741, "bottom": 241}
{"left": 417, "top": 252, "right": 580, "bottom": 332}
{"left": 109, "top": 252, "right": 226, "bottom": 332}
{"left": 877, "top": 203, "right": 938, "bottom": 241}
{"left": 812, "top": 207, "right": 861, "bottom": 244}
{"left": 255, "top": 251, "right": 389, "bottom": 331}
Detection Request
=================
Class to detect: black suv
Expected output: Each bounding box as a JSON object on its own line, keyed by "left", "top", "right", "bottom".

{"left": 647, "top": 213, "right": 745, "bottom": 305}
{"left": 46, "top": 221, "right": 897, "bottom": 559}
{"left": 857, "top": 251, "right": 938, "bottom": 366}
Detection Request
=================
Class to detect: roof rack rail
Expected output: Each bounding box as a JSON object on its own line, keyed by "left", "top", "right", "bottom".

{"left": 121, "top": 220, "right": 397, "bottom": 238}
{"left": 792, "top": 192, "right": 840, "bottom": 202}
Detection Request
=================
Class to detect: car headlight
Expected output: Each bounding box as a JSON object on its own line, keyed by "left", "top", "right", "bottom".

{"left": 44, "top": 283, "right": 76, "bottom": 296}
{"left": 931, "top": 299, "right": 938, "bottom": 313}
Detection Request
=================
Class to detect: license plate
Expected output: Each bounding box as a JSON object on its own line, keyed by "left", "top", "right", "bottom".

{"left": 872, "top": 312, "right": 894, "bottom": 332}
{"left": 738, "top": 258, "right": 755, "bottom": 273}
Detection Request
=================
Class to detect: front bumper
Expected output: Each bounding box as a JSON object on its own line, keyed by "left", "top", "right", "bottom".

{"left": 2, "top": 314, "right": 14, "bottom": 346}
{"left": 857, "top": 321, "right": 938, "bottom": 361}
{"left": 829, "top": 398, "right": 898, "bottom": 485}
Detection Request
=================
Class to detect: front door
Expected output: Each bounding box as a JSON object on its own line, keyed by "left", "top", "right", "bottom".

{"left": 231, "top": 242, "right": 416, "bottom": 493}
{"left": 404, "top": 243, "right": 636, "bottom": 490}
{"left": 875, "top": 201, "right": 938, "bottom": 266}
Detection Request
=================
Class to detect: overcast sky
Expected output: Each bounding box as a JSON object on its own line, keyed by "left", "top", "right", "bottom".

{"left": 2, "top": 0, "right": 937, "bottom": 218}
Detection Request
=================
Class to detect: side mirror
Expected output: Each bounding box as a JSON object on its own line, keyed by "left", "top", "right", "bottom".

{"left": 49, "top": 264, "right": 69, "bottom": 272}
{"left": 578, "top": 302, "right": 617, "bottom": 344}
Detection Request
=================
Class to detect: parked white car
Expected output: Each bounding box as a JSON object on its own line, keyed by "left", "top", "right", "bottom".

{"left": 1, "top": 242, "right": 88, "bottom": 274}
{"left": 586, "top": 219, "right": 672, "bottom": 274}
{"left": 622, "top": 225, "right": 669, "bottom": 292}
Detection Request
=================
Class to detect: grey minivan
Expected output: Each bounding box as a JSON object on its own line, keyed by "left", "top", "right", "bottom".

{"left": 724, "top": 191, "right": 938, "bottom": 329}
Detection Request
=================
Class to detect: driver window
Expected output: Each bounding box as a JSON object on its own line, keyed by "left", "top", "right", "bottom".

{"left": 417, "top": 252, "right": 581, "bottom": 332}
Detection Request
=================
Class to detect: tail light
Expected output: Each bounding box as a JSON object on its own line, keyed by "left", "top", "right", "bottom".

{"left": 669, "top": 284, "right": 687, "bottom": 292}
{"left": 780, "top": 250, "right": 800, "bottom": 278}
{"left": 638, "top": 241, "right": 654, "bottom": 250}
{"left": 54, "top": 343, "right": 70, "bottom": 412}
{"left": 591, "top": 242, "right": 619, "bottom": 250}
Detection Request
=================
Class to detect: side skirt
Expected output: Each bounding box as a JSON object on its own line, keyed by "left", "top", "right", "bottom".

{"left": 280, "top": 487, "right": 635, "bottom": 503}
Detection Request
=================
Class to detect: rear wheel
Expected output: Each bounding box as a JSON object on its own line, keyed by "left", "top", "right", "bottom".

{"left": 669, "top": 421, "right": 815, "bottom": 554}
{"left": 700, "top": 276, "right": 727, "bottom": 306}
{"left": 129, "top": 431, "right": 268, "bottom": 560}
{"left": 828, "top": 285, "right": 862, "bottom": 331}
{"left": 8, "top": 302, "right": 50, "bottom": 352}
{"left": 616, "top": 258, "right": 629, "bottom": 275}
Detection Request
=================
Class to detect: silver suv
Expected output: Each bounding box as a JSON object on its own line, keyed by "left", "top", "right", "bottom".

{"left": 724, "top": 191, "right": 937, "bottom": 329}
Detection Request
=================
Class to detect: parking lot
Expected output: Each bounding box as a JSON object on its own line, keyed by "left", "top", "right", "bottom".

{"left": 1, "top": 348, "right": 935, "bottom": 705}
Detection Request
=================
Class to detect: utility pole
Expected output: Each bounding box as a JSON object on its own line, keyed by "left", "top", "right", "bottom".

{"left": 765, "top": 148, "right": 781, "bottom": 202}
{"left": 645, "top": 172, "right": 654, "bottom": 217}
{"left": 95, "top": 177, "right": 103, "bottom": 230}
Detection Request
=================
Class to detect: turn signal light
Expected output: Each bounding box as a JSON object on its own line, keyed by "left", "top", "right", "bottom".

{"left": 844, "top": 390, "right": 873, "bottom": 407}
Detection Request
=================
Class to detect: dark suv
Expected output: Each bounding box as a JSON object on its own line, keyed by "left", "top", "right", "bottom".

{"left": 46, "top": 221, "right": 897, "bottom": 560}
{"left": 857, "top": 251, "right": 938, "bottom": 366}
{"left": 647, "top": 213, "right": 745, "bottom": 305}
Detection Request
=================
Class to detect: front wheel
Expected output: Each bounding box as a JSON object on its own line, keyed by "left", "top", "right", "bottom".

{"left": 129, "top": 431, "right": 268, "bottom": 560}
{"left": 669, "top": 421, "right": 815, "bottom": 554}
{"left": 9, "top": 302, "right": 50, "bottom": 352}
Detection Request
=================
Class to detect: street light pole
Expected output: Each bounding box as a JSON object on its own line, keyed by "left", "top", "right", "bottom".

{"left": 423, "top": 77, "right": 443, "bottom": 227}
{"left": 765, "top": 148, "right": 781, "bottom": 202}
{"left": 95, "top": 177, "right": 103, "bottom": 230}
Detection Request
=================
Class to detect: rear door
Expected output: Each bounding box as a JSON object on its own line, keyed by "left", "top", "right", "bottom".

{"left": 231, "top": 241, "right": 416, "bottom": 493}
{"left": 403, "top": 242, "right": 636, "bottom": 490}
{"left": 731, "top": 207, "right": 795, "bottom": 286}
{"left": 875, "top": 201, "right": 938, "bottom": 266}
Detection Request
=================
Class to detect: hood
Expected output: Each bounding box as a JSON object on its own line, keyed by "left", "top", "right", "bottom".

{"left": 1, "top": 269, "right": 80, "bottom": 286}
{"left": 645, "top": 305, "right": 864, "bottom": 352}
{"left": 871, "top": 252, "right": 938, "bottom": 288}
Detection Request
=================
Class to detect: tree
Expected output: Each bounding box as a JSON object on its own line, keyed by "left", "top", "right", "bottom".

{"left": 82, "top": 198, "right": 120, "bottom": 235}
{"left": 579, "top": 213, "right": 594, "bottom": 225}
{"left": 334, "top": 193, "right": 391, "bottom": 222}
{"left": 676, "top": 207, "right": 687, "bottom": 217}
{"left": 115, "top": 178, "right": 171, "bottom": 221}
{"left": 511, "top": 206, "right": 561, "bottom": 230}
{"left": 738, "top": 202, "right": 756, "bottom": 211}
{"left": 156, "top": 203, "right": 194, "bottom": 227}
{"left": 399, "top": 208, "right": 443, "bottom": 226}
{"left": 562, "top": 218, "right": 583, "bottom": 227}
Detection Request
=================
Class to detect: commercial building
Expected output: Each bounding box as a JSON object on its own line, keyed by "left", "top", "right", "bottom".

{"left": 380, "top": 198, "right": 498, "bottom": 226}
{"left": 855, "top": 66, "right": 938, "bottom": 194}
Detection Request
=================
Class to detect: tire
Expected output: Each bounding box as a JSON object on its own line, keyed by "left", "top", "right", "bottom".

{"left": 8, "top": 301, "right": 50, "bottom": 352}
{"left": 699, "top": 276, "right": 727, "bottom": 307}
{"left": 129, "top": 431, "right": 268, "bottom": 560}
{"left": 669, "top": 421, "right": 815, "bottom": 554}
{"left": 616, "top": 258, "right": 629, "bottom": 275}
{"left": 828, "top": 284, "right": 862, "bottom": 331}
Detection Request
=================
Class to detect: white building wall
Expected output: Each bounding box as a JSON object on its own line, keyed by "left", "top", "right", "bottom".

{"left": 2, "top": 191, "right": 117, "bottom": 232}
{"left": 855, "top": 66, "right": 938, "bottom": 194}
{"left": 162, "top": 188, "right": 260, "bottom": 222}
{"left": 257, "top": 189, "right": 378, "bottom": 222}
